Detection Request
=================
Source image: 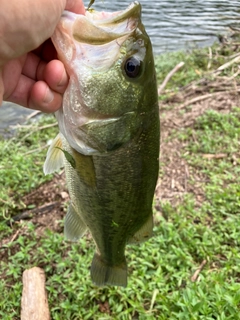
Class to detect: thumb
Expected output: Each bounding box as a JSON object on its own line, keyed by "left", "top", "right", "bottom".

{"left": 65, "top": 0, "right": 85, "bottom": 14}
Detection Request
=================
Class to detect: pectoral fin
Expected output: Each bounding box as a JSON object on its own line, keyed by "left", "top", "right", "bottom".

{"left": 43, "top": 133, "right": 64, "bottom": 174}
{"left": 64, "top": 203, "right": 87, "bottom": 241}
{"left": 128, "top": 215, "right": 153, "bottom": 244}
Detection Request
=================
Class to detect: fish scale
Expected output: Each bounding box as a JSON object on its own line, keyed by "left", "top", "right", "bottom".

{"left": 44, "top": 1, "right": 160, "bottom": 287}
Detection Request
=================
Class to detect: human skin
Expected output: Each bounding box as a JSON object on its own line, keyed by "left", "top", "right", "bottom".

{"left": 0, "top": 0, "right": 85, "bottom": 112}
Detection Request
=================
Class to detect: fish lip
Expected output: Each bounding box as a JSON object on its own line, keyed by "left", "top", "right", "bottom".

{"left": 90, "top": 1, "right": 142, "bottom": 25}
{"left": 59, "top": 2, "right": 142, "bottom": 45}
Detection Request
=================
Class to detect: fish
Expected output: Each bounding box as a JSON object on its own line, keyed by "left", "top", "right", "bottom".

{"left": 44, "top": 1, "right": 160, "bottom": 287}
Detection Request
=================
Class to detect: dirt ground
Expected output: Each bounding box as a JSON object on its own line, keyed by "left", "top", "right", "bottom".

{"left": 14, "top": 74, "right": 239, "bottom": 237}
{"left": 157, "top": 76, "right": 240, "bottom": 207}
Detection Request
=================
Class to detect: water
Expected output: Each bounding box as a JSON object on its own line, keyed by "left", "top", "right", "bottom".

{"left": 91, "top": 0, "right": 240, "bottom": 55}
{"left": 1, "top": 0, "right": 240, "bottom": 135}
{"left": 0, "top": 102, "right": 37, "bottom": 138}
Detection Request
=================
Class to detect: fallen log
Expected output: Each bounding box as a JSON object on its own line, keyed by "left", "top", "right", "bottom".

{"left": 21, "top": 267, "right": 50, "bottom": 320}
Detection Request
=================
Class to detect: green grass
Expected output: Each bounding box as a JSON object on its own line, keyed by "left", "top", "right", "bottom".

{"left": 154, "top": 42, "right": 238, "bottom": 97}
{"left": 1, "top": 44, "right": 240, "bottom": 319}
{"left": 0, "top": 116, "right": 58, "bottom": 217}
{"left": 1, "top": 197, "right": 240, "bottom": 319}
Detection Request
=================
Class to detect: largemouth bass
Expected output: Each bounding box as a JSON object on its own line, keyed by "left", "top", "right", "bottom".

{"left": 44, "top": 1, "right": 160, "bottom": 287}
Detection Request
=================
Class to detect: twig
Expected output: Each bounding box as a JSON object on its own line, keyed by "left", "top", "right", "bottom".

{"left": 228, "top": 67, "right": 240, "bottom": 81}
{"left": 20, "top": 122, "right": 58, "bottom": 142}
{"left": 23, "top": 144, "right": 49, "bottom": 156}
{"left": 229, "top": 26, "right": 240, "bottom": 33}
{"left": 0, "top": 226, "right": 28, "bottom": 248}
{"left": 54, "top": 169, "right": 65, "bottom": 177}
{"left": 191, "top": 260, "right": 207, "bottom": 282}
{"left": 228, "top": 51, "right": 240, "bottom": 60}
{"left": 176, "top": 51, "right": 240, "bottom": 95}
{"left": 207, "top": 47, "right": 212, "bottom": 70}
{"left": 149, "top": 289, "right": 159, "bottom": 313}
{"left": 178, "top": 88, "right": 240, "bottom": 109}
{"left": 26, "top": 110, "right": 41, "bottom": 120}
{"left": 35, "top": 123, "right": 58, "bottom": 130}
{"left": 158, "top": 61, "right": 185, "bottom": 95}
{"left": 215, "top": 53, "right": 240, "bottom": 73}
{"left": 9, "top": 229, "right": 21, "bottom": 243}
{"left": 0, "top": 197, "right": 10, "bottom": 205}
{"left": 184, "top": 165, "right": 189, "bottom": 191}
{"left": 8, "top": 202, "right": 59, "bottom": 225}
{"left": 202, "top": 153, "right": 227, "bottom": 159}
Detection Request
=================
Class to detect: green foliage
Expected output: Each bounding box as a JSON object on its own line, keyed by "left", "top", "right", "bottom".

{"left": 154, "top": 43, "right": 228, "bottom": 94}
{"left": 1, "top": 194, "right": 240, "bottom": 319}
{"left": 155, "top": 50, "right": 201, "bottom": 89}
{"left": 0, "top": 115, "right": 58, "bottom": 217}
{"left": 1, "top": 45, "right": 240, "bottom": 319}
{"left": 178, "top": 108, "right": 240, "bottom": 156}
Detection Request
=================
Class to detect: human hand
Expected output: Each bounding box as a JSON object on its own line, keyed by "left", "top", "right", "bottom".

{"left": 0, "top": 0, "right": 85, "bottom": 113}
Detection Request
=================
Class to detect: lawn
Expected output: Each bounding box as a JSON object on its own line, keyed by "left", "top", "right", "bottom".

{"left": 0, "top": 39, "right": 240, "bottom": 319}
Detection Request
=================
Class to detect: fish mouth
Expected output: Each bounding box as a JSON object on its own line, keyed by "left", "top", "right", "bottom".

{"left": 52, "top": 2, "right": 147, "bottom": 155}
{"left": 87, "top": 1, "right": 141, "bottom": 26}
{"left": 69, "top": 1, "right": 142, "bottom": 45}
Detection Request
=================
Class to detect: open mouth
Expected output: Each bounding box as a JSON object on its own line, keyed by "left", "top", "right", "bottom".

{"left": 71, "top": 1, "right": 141, "bottom": 45}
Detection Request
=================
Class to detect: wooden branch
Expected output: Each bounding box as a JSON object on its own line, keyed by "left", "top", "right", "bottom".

{"left": 207, "top": 47, "right": 212, "bottom": 70}
{"left": 23, "top": 144, "right": 49, "bottom": 156}
{"left": 26, "top": 110, "right": 41, "bottom": 120}
{"left": 178, "top": 88, "right": 240, "bottom": 109}
{"left": 215, "top": 53, "right": 240, "bottom": 73}
{"left": 202, "top": 153, "right": 227, "bottom": 160}
{"left": 8, "top": 202, "right": 58, "bottom": 225}
{"left": 191, "top": 260, "right": 207, "bottom": 282}
{"left": 21, "top": 267, "right": 50, "bottom": 320}
{"left": 19, "top": 123, "right": 58, "bottom": 142}
{"left": 158, "top": 61, "right": 185, "bottom": 95}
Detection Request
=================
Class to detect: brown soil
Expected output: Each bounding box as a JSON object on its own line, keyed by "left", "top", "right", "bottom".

{"left": 10, "top": 75, "right": 240, "bottom": 237}
{"left": 155, "top": 75, "right": 240, "bottom": 215}
{"left": 14, "top": 172, "right": 69, "bottom": 236}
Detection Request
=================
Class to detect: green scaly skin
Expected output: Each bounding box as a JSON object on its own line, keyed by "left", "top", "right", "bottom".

{"left": 51, "top": 2, "right": 160, "bottom": 286}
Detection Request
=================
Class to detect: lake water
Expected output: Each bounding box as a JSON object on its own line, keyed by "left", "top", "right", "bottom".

{"left": 1, "top": 0, "right": 240, "bottom": 135}
{"left": 92, "top": 0, "right": 240, "bottom": 55}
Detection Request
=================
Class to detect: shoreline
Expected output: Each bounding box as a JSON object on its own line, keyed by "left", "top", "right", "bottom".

{"left": 0, "top": 36, "right": 240, "bottom": 318}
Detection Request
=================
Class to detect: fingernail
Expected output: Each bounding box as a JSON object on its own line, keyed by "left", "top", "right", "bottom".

{"left": 44, "top": 88, "right": 54, "bottom": 103}
{"left": 57, "top": 70, "right": 68, "bottom": 88}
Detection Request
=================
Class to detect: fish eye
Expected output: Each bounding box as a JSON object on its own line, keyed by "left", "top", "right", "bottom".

{"left": 124, "top": 57, "right": 141, "bottom": 78}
